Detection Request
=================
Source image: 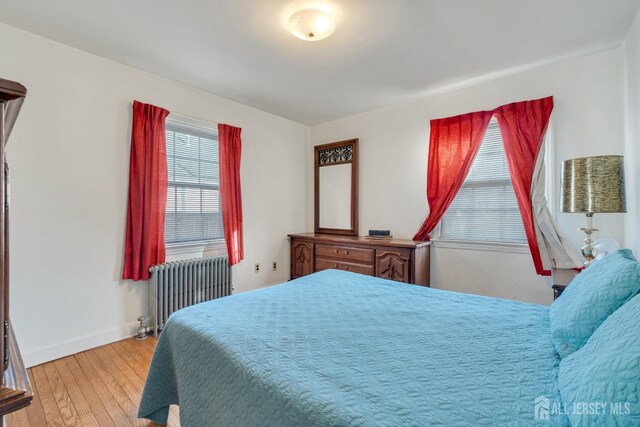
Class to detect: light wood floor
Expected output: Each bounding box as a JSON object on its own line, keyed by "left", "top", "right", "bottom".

{"left": 5, "top": 337, "right": 179, "bottom": 427}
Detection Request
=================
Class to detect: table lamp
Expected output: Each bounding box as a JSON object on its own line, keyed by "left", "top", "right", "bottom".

{"left": 561, "top": 155, "right": 626, "bottom": 267}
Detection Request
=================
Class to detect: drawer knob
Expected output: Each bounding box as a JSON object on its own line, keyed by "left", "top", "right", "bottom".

{"left": 345, "top": 266, "right": 350, "bottom": 271}
{"left": 334, "top": 264, "right": 338, "bottom": 268}
{"left": 335, "top": 249, "right": 338, "bottom": 253}
{"left": 346, "top": 251, "right": 350, "bottom": 255}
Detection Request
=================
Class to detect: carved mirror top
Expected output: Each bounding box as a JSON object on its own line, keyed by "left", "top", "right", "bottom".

{"left": 318, "top": 144, "right": 353, "bottom": 165}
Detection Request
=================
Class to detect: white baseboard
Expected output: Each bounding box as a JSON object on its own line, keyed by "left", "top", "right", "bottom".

{"left": 23, "top": 321, "right": 140, "bottom": 368}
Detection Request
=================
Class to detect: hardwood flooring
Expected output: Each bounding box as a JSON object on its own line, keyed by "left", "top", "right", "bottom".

{"left": 5, "top": 337, "right": 179, "bottom": 427}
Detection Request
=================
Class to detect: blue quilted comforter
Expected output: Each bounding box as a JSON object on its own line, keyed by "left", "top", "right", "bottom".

{"left": 139, "top": 270, "right": 567, "bottom": 426}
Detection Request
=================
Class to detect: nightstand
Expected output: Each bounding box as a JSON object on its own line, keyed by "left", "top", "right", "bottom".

{"left": 551, "top": 268, "right": 580, "bottom": 300}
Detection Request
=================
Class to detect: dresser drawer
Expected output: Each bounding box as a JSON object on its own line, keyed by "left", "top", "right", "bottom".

{"left": 315, "top": 258, "right": 374, "bottom": 276}
{"left": 316, "top": 244, "right": 374, "bottom": 263}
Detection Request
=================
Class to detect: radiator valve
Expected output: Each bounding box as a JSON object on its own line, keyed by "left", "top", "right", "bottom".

{"left": 136, "top": 316, "right": 148, "bottom": 340}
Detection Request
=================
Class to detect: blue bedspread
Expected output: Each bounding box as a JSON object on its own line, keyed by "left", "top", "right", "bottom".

{"left": 139, "top": 270, "right": 567, "bottom": 426}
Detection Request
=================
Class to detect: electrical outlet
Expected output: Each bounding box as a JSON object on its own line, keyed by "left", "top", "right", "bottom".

{"left": 254, "top": 263, "right": 260, "bottom": 273}
{"left": 272, "top": 261, "right": 277, "bottom": 271}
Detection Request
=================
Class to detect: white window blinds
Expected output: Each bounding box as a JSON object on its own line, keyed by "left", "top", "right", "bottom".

{"left": 165, "top": 121, "right": 223, "bottom": 244}
{"left": 440, "top": 118, "right": 526, "bottom": 243}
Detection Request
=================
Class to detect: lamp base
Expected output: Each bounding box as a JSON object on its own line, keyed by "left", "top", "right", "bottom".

{"left": 579, "top": 227, "right": 598, "bottom": 267}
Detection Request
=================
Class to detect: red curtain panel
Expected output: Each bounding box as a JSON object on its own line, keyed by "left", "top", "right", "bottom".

{"left": 218, "top": 124, "right": 244, "bottom": 265}
{"left": 494, "top": 96, "right": 554, "bottom": 276}
{"left": 122, "top": 101, "right": 170, "bottom": 281}
{"left": 413, "top": 111, "right": 493, "bottom": 241}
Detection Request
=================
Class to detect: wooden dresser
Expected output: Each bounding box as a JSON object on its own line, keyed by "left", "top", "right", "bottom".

{"left": 289, "top": 233, "right": 431, "bottom": 286}
{"left": 0, "top": 79, "right": 32, "bottom": 418}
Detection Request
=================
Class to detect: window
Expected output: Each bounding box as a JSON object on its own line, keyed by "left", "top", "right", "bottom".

{"left": 165, "top": 118, "right": 223, "bottom": 245}
{"left": 439, "top": 117, "right": 526, "bottom": 244}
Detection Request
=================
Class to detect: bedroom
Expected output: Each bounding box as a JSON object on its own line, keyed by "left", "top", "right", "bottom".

{"left": 0, "top": 0, "right": 638, "bottom": 425}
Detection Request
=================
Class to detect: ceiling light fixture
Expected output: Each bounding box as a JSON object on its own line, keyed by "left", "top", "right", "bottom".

{"left": 287, "top": 9, "right": 336, "bottom": 41}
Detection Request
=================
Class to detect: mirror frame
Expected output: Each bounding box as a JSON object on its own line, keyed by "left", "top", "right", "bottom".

{"left": 314, "top": 138, "right": 359, "bottom": 235}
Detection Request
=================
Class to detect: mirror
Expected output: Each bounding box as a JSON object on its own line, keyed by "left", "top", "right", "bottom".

{"left": 319, "top": 164, "right": 352, "bottom": 229}
{"left": 314, "top": 139, "right": 358, "bottom": 235}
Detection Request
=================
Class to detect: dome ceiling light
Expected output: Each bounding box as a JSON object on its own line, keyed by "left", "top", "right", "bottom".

{"left": 287, "top": 9, "right": 336, "bottom": 41}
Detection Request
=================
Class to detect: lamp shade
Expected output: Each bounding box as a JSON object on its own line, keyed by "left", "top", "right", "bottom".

{"left": 561, "top": 155, "right": 626, "bottom": 213}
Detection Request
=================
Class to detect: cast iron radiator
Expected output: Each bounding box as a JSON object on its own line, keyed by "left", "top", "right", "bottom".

{"left": 149, "top": 256, "right": 232, "bottom": 336}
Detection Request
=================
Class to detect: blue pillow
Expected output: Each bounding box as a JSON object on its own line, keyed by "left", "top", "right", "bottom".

{"left": 549, "top": 249, "right": 640, "bottom": 359}
{"left": 558, "top": 293, "right": 640, "bottom": 426}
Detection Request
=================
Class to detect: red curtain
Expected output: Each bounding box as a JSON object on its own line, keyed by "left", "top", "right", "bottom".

{"left": 413, "top": 112, "right": 493, "bottom": 240}
{"left": 494, "top": 96, "right": 554, "bottom": 276}
{"left": 123, "top": 101, "right": 170, "bottom": 281}
{"left": 218, "top": 124, "right": 244, "bottom": 265}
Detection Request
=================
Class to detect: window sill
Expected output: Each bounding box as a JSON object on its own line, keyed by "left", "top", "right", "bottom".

{"left": 431, "top": 239, "right": 530, "bottom": 254}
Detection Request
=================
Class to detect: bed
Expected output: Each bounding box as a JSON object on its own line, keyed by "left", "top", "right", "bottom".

{"left": 138, "top": 269, "right": 568, "bottom": 426}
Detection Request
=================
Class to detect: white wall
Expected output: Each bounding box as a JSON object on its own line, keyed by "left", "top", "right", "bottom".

{"left": 1, "top": 19, "right": 632, "bottom": 367}
{"left": 624, "top": 9, "right": 640, "bottom": 255}
{"left": 0, "top": 23, "right": 308, "bottom": 367}
{"left": 310, "top": 48, "right": 626, "bottom": 305}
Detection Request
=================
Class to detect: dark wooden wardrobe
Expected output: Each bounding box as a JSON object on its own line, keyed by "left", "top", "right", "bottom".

{"left": 0, "top": 79, "right": 32, "bottom": 417}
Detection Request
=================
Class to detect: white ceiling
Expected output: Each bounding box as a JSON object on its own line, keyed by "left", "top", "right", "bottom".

{"left": 1, "top": 0, "right": 639, "bottom": 125}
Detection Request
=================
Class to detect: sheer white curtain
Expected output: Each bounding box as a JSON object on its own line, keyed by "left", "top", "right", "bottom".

{"left": 531, "top": 138, "right": 582, "bottom": 270}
